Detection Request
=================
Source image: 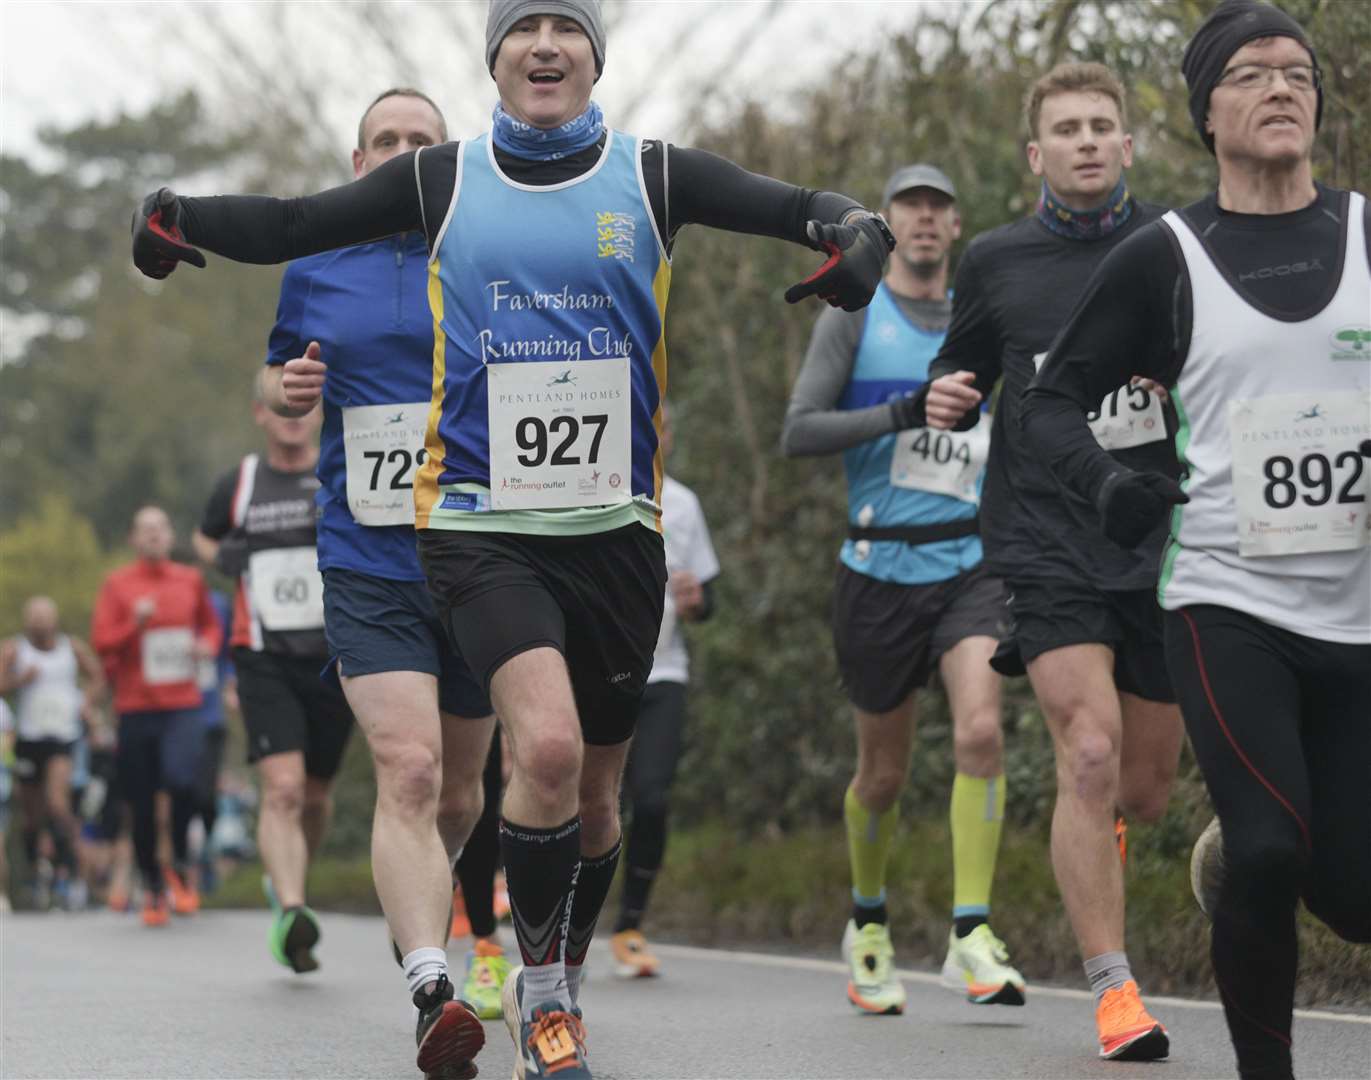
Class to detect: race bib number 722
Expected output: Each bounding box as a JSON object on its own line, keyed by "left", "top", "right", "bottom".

{"left": 342, "top": 402, "right": 430, "bottom": 527}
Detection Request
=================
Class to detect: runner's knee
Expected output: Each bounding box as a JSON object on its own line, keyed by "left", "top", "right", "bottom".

{"left": 513, "top": 725, "right": 583, "bottom": 797}
{"left": 952, "top": 709, "right": 1003, "bottom": 773}
{"left": 261, "top": 776, "right": 307, "bottom": 819}
{"left": 436, "top": 778, "right": 483, "bottom": 838}
{"left": 1056, "top": 724, "right": 1119, "bottom": 803}
{"left": 374, "top": 742, "right": 441, "bottom": 815}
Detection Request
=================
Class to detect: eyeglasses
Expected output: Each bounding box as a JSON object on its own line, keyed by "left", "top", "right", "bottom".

{"left": 1215, "top": 63, "right": 1320, "bottom": 93}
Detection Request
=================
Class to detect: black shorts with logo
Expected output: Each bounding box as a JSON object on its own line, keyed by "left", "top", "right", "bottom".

{"left": 832, "top": 563, "right": 1008, "bottom": 714}
{"left": 998, "top": 577, "right": 1175, "bottom": 704}
{"left": 233, "top": 648, "right": 355, "bottom": 778}
{"left": 418, "top": 524, "right": 667, "bottom": 746}
{"left": 12, "top": 738, "right": 77, "bottom": 785}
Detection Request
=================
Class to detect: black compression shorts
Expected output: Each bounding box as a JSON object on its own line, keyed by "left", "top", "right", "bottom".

{"left": 232, "top": 649, "right": 355, "bottom": 778}
{"left": 418, "top": 525, "right": 666, "bottom": 746}
{"left": 998, "top": 578, "right": 1174, "bottom": 703}
{"left": 832, "top": 563, "right": 1007, "bottom": 714}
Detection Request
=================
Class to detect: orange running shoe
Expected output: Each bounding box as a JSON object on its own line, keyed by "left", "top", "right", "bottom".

{"left": 142, "top": 890, "right": 171, "bottom": 928}
{"left": 164, "top": 867, "right": 200, "bottom": 915}
{"left": 1115, "top": 816, "right": 1128, "bottom": 868}
{"left": 108, "top": 886, "right": 130, "bottom": 913}
{"left": 450, "top": 885, "right": 472, "bottom": 939}
{"left": 1096, "top": 980, "right": 1169, "bottom": 1060}
{"left": 610, "top": 928, "right": 660, "bottom": 978}
{"left": 493, "top": 870, "right": 511, "bottom": 920}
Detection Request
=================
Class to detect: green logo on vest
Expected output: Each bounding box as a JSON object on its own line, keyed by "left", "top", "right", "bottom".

{"left": 1331, "top": 325, "right": 1371, "bottom": 360}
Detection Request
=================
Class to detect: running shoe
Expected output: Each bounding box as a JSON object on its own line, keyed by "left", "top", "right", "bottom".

{"left": 1095, "top": 980, "right": 1169, "bottom": 1060}
{"left": 940, "top": 925, "right": 1026, "bottom": 1005}
{"left": 164, "top": 866, "right": 200, "bottom": 915}
{"left": 501, "top": 965, "right": 591, "bottom": 1079}
{"left": 1115, "top": 816, "right": 1128, "bottom": 868}
{"left": 609, "top": 928, "right": 660, "bottom": 978}
{"left": 414, "top": 972, "right": 485, "bottom": 1080}
{"left": 493, "top": 871, "right": 511, "bottom": 920}
{"left": 450, "top": 885, "right": 472, "bottom": 939}
{"left": 840, "top": 919, "right": 906, "bottom": 1015}
{"left": 142, "top": 890, "right": 170, "bottom": 928}
{"left": 461, "top": 938, "right": 511, "bottom": 1020}
{"left": 1189, "top": 816, "right": 1225, "bottom": 920}
{"left": 269, "top": 904, "right": 321, "bottom": 974}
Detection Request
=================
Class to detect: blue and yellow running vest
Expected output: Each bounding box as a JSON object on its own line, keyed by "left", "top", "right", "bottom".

{"left": 838, "top": 283, "right": 983, "bottom": 584}
{"left": 415, "top": 131, "right": 671, "bottom": 536}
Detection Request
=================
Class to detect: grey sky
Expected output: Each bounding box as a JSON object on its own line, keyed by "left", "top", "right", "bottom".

{"left": 1, "top": 1, "right": 966, "bottom": 161}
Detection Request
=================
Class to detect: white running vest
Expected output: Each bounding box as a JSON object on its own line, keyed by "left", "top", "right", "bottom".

{"left": 13, "top": 635, "right": 84, "bottom": 742}
{"left": 1158, "top": 192, "right": 1371, "bottom": 644}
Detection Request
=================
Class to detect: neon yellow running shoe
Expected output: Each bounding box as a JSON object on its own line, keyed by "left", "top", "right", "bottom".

{"left": 841, "top": 919, "right": 905, "bottom": 1015}
{"left": 462, "top": 939, "right": 512, "bottom": 1020}
{"left": 940, "top": 925, "right": 1025, "bottom": 1005}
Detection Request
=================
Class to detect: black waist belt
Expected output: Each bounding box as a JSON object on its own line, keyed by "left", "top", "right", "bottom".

{"left": 847, "top": 516, "right": 980, "bottom": 545}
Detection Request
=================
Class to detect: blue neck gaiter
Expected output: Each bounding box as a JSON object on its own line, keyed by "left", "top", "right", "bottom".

{"left": 1036, "top": 175, "right": 1134, "bottom": 241}
{"left": 491, "top": 100, "right": 605, "bottom": 161}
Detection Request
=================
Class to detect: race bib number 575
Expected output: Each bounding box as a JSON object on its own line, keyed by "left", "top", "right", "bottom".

{"left": 487, "top": 359, "right": 632, "bottom": 511}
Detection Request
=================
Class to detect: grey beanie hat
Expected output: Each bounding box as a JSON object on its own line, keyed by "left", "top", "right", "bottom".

{"left": 486, "top": 0, "right": 606, "bottom": 78}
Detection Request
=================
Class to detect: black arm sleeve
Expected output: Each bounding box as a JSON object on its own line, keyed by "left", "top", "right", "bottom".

{"left": 929, "top": 243, "right": 1003, "bottom": 393}
{"left": 177, "top": 151, "right": 425, "bottom": 264}
{"left": 664, "top": 145, "right": 864, "bottom": 247}
{"left": 199, "top": 469, "right": 239, "bottom": 541}
{"left": 1021, "top": 223, "right": 1187, "bottom": 503}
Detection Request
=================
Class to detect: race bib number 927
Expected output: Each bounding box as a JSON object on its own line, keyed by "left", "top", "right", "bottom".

{"left": 487, "top": 358, "right": 632, "bottom": 511}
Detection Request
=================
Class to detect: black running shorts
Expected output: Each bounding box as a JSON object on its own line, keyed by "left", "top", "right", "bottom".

{"left": 418, "top": 525, "right": 666, "bottom": 746}
{"left": 832, "top": 563, "right": 1008, "bottom": 714}
{"left": 11, "top": 738, "right": 77, "bottom": 785}
{"left": 232, "top": 649, "right": 355, "bottom": 778}
{"left": 1004, "top": 578, "right": 1174, "bottom": 703}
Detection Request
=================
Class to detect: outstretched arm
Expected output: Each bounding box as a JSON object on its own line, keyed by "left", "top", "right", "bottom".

{"left": 133, "top": 151, "right": 425, "bottom": 275}
{"left": 666, "top": 146, "right": 893, "bottom": 311}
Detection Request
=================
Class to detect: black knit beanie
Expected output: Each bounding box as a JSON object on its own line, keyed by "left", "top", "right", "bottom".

{"left": 1181, "top": 0, "right": 1321, "bottom": 154}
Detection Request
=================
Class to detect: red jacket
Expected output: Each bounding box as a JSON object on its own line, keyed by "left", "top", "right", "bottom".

{"left": 91, "top": 559, "right": 221, "bottom": 714}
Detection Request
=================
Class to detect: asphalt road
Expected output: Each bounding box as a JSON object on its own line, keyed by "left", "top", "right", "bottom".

{"left": 2, "top": 909, "right": 1367, "bottom": 1079}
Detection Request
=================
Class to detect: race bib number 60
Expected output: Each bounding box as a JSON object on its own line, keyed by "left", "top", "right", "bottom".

{"left": 1230, "top": 390, "right": 1371, "bottom": 557}
{"left": 248, "top": 547, "right": 325, "bottom": 631}
{"left": 487, "top": 358, "right": 632, "bottom": 511}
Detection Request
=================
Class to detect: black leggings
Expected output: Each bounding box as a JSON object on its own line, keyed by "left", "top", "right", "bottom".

{"left": 116, "top": 710, "right": 205, "bottom": 893}
{"left": 1164, "top": 606, "right": 1371, "bottom": 1080}
{"left": 455, "top": 729, "right": 503, "bottom": 939}
{"left": 616, "top": 681, "right": 688, "bottom": 932}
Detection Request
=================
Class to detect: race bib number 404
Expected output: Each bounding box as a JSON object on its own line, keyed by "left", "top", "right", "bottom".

{"left": 487, "top": 358, "right": 632, "bottom": 511}
{"left": 343, "top": 402, "right": 430, "bottom": 527}
{"left": 1032, "top": 353, "right": 1166, "bottom": 451}
{"left": 1230, "top": 390, "right": 1371, "bottom": 557}
{"left": 889, "top": 423, "right": 989, "bottom": 503}
{"left": 248, "top": 547, "right": 325, "bottom": 631}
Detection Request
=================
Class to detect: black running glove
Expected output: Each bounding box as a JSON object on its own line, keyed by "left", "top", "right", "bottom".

{"left": 132, "top": 187, "right": 206, "bottom": 279}
{"left": 890, "top": 388, "right": 929, "bottom": 431}
{"left": 1096, "top": 469, "right": 1189, "bottom": 549}
{"left": 784, "top": 213, "right": 894, "bottom": 312}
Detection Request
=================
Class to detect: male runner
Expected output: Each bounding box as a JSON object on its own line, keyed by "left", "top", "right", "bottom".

{"left": 131, "top": 3, "right": 891, "bottom": 1073}
{"left": 91, "top": 506, "right": 221, "bottom": 926}
{"left": 195, "top": 375, "right": 353, "bottom": 972}
{"left": 913, "top": 63, "right": 1183, "bottom": 1060}
{"left": 262, "top": 87, "right": 497, "bottom": 1075}
{"left": 784, "top": 164, "right": 1022, "bottom": 1015}
{"left": 1022, "top": 4, "right": 1369, "bottom": 1076}
{"left": 609, "top": 402, "right": 719, "bottom": 979}
{"left": 0, "top": 597, "right": 105, "bottom": 910}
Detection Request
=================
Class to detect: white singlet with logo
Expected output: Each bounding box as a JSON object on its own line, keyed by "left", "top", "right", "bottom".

{"left": 248, "top": 547, "right": 326, "bottom": 632}
{"left": 141, "top": 627, "right": 196, "bottom": 686}
{"left": 889, "top": 423, "right": 990, "bottom": 503}
{"left": 1033, "top": 352, "right": 1167, "bottom": 451}
{"left": 13, "top": 636, "right": 83, "bottom": 741}
{"left": 343, "top": 402, "right": 430, "bottom": 526}
{"left": 648, "top": 476, "right": 721, "bottom": 686}
{"left": 486, "top": 358, "right": 632, "bottom": 511}
{"left": 1158, "top": 193, "right": 1371, "bottom": 644}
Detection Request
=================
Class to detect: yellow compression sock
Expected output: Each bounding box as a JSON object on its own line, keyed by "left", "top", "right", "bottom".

{"left": 950, "top": 773, "right": 1006, "bottom": 917}
{"left": 844, "top": 784, "right": 899, "bottom": 904}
